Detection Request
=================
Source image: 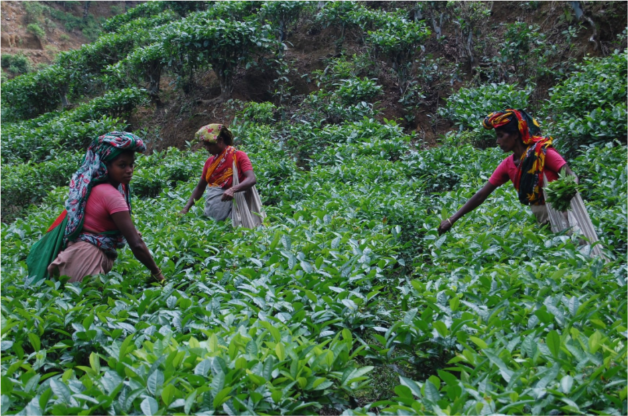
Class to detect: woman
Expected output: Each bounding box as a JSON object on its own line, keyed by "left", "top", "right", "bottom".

{"left": 180, "top": 124, "right": 258, "bottom": 221}
{"left": 27, "top": 132, "right": 164, "bottom": 283}
{"left": 438, "top": 109, "right": 577, "bottom": 234}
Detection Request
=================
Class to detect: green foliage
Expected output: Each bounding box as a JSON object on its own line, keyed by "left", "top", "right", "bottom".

{"left": 102, "top": 1, "right": 167, "bottom": 32}
{"left": 543, "top": 50, "right": 628, "bottom": 154}
{"left": 1, "top": 4, "right": 626, "bottom": 415}
{"left": 259, "top": 1, "right": 308, "bottom": 42}
{"left": 499, "top": 22, "right": 550, "bottom": 83}
{"left": 1, "top": 115, "right": 626, "bottom": 416}
{"left": 235, "top": 101, "right": 279, "bottom": 125}
{"left": 44, "top": 4, "right": 104, "bottom": 41}
{"left": 26, "top": 23, "right": 46, "bottom": 42}
{"left": 2, "top": 88, "right": 147, "bottom": 164}
{"left": 365, "top": 18, "right": 430, "bottom": 88}
{"left": 1, "top": 64, "right": 70, "bottom": 120}
{"left": 439, "top": 82, "right": 532, "bottom": 147}
{"left": 334, "top": 78, "right": 382, "bottom": 106}
{"left": 24, "top": 1, "right": 45, "bottom": 23}
{"left": 1, "top": 152, "right": 83, "bottom": 221}
{"left": 545, "top": 172, "right": 581, "bottom": 211}
{"left": 1, "top": 53, "right": 32, "bottom": 76}
{"left": 158, "top": 17, "right": 276, "bottom": 96}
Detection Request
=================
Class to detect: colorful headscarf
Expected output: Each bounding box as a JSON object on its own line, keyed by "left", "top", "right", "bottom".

{"left": 196, "top": 124, "right": 225, "bottom": 144}
{"left": 483, "top": 109, "right": 552, "bottom": 205}
{"left": 64, "top": 131, "right": 146, "bottom": 251}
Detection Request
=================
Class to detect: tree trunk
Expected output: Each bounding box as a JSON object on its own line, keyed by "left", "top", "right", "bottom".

{"left": 83, "top": 2, "right": 91, "bottom": 21}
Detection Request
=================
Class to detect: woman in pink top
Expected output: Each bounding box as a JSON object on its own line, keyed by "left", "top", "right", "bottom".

{"left": 438, "top": 109, "right": 578, "bottom": 234}
{"left": 27, "top": 132, "right": 164, "bottom": 284}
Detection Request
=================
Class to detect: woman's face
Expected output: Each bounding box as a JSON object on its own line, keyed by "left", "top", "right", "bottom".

{"left": 108, "top": 152, "right": 135, "bottom": 185}
{"left": 495, "top": 129, "right": 519, "bottom": 153}
{"left": 202, "top": 137, "right": 224, "bottom": 155}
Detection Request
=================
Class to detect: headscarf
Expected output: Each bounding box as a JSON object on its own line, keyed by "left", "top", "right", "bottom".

{"left": 483, "top": 109, "right": 553, "bottom": 205}
{"left": 195, "top": 123, "right": 233, "bottom": 144}
{"left": 64, "top": 131, "right": 146, "bottom": 249}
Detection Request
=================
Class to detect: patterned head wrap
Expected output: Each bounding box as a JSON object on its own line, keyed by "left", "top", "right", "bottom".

{"left": 196, "top": 124, "right": 230, "bottom": 144}
{"left": 482, "top": 109, "right": 542, "bottom": 145}
{"left": 483, "top": 110, "right": 553, "bottom": 206}
{"left": 64, "top": 132, "right": 146, "bottom": 247}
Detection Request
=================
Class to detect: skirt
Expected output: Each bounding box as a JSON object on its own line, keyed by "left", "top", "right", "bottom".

{"left": 47, "top": 240, "right": 114, "bottom": 283}
{"left": 204, "top": 186, "right": 232, "bottom": 221}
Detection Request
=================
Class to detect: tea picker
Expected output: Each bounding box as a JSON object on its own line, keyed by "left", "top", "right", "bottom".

{"left": 437, "top": 109, "right": 605, "bottom": 260}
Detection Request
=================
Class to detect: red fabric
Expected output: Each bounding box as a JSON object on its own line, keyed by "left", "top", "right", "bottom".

{"left": 201, "top": 150, "right": 253, "bottom": 189}
{"left": 489, "top": 147, "right": 567, "bottom": 187}
{"left": 82, "top": 184, "right": 129, "bottom": 233}
{"left": 47, "top": 210, "right": 67, "bottom": 232}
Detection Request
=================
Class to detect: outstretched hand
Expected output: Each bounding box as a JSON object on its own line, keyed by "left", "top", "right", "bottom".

{"left": 438, "top": 218, "right": 453, "bottom": 235}
{"left": 150, "top": 269, "right": 166, "bottom": 285}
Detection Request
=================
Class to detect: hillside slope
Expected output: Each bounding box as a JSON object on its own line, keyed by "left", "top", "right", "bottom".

{"left": 1, "top": 3, "right": 626, "bottom": 415}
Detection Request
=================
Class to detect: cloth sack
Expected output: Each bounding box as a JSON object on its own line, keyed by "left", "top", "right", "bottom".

{"left": 26, "top": 216, "right": 68, "bottom": 283}
{"left": 231, "top": 159, "right": 265, "bottom": 229}
{"left": 542, "top": 173, "right": 605, "bottom": 260}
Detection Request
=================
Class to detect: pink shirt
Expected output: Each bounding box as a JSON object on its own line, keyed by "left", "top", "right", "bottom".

{"left": 489, "top": 147, "right": 567, "bottom": 188}
{"left": 83, "top": 184, "right": 129, "bottom": 233}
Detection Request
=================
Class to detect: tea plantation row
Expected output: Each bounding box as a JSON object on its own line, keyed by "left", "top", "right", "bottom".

{"left": 2, "top": 116, "right": 626, "bottom": 414}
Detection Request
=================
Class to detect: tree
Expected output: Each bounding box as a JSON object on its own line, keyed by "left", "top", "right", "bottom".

{"left": 160, "top": 18, "right": 277, "bottom": 101}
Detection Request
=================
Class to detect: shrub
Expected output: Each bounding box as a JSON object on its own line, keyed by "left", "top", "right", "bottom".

{"left": 334, "top": 77, "right": 382, "bottom": 106}
{"left": 259, "top": 1, "right": 308, "bottom": 42}
{"left": 236, "top": 101, "right": 278, "bottom": 125}
{"left": 158, "top": 18, "right": 277, "bottom": 98}
{"left": 543, "top": 50, "right": 627, "bottom": 154}
{"left": 1, "top": 151, "right": 82, "bottom": 221}
{"left": 438, "top": 82, "right": 532, "bottom": 147}
{"left": 24, "top": 1, "right": 45, "bottom": 23}
{"left": 1, "top": 53, "right": 32, "bottom": 75}
{"left": 2, "top": 88, "right": 147, "bottom": 163}
{"left": 1, "top": 64, "right": 70, "bottom": 120}
{"left": 27, "top": 23, "right": 46, "bottom": 42}
{"left": 102, "top": 1, "right": 166, "bottom": 32}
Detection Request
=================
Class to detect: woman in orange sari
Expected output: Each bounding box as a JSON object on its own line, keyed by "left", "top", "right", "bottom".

{"left": 180, "top": 124, "right": 257, "bottom": 220}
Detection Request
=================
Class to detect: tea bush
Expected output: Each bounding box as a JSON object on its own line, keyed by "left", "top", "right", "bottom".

{"left": 438, "top": 83, "right": 532, "bottom": 147}
{"left": 2, "top": 117, "right": 626, "bottom": 416}
{"left": 1, "top": 88, "right": 148, "bottom": 164}
{"left": 543, "top": 50, "right": 628, "bottom": 154}
{"left": 235, "top": 102, "right": 279, "bottom": 125}
{"left": 1, "top": 3, "right": 626, "bottom": 416}
{"left": 1, "top": 64, "right": 70, "bottom": 120}
{"left": 1, "top": 53, "right": 32, "bottom": 76}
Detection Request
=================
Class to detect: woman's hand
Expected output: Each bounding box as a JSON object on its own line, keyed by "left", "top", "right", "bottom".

{"left": 221, "top": 188, "right": 235, "bottom": 201}
{"left": 438, "top": 218, "right": 454, "bottom": 235}
{"left": 180, "top": 207, "right": 189, "bottom": 215}
{"left": 151, "top": 269, "right": 165, "bottom": 284}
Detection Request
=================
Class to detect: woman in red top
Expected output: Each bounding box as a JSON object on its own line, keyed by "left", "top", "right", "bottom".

{"left": 438, "top": 109, "right": 577, "bottom": 234}
{"left": 180, "top": 124, "right": 257, "bottom": 221}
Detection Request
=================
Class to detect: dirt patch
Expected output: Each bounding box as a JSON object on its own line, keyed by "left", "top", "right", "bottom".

{"left": 1, "top": 1, "right": 137, "bottom": 75}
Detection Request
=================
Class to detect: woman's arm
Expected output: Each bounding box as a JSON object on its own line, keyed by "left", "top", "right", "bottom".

{"left": 438, "top": 182, "right": 497, "bottom": 234}
{"left": 181, "top": 176, "right": 208, "bottom": 214}
{"left": 111, "top": 211, "right": 163, "bottom": 281}
{"left": 221, "top": 170, "right": 257, "bottom": 201}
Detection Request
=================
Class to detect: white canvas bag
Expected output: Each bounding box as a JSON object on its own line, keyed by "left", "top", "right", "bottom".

{"left": 231, "top": 158, "right": 266, "bottom": 229}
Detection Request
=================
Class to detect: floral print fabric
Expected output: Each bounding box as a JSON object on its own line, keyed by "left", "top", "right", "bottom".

{"left": 195, "top": 124, "right": 224, "bottom": 144}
